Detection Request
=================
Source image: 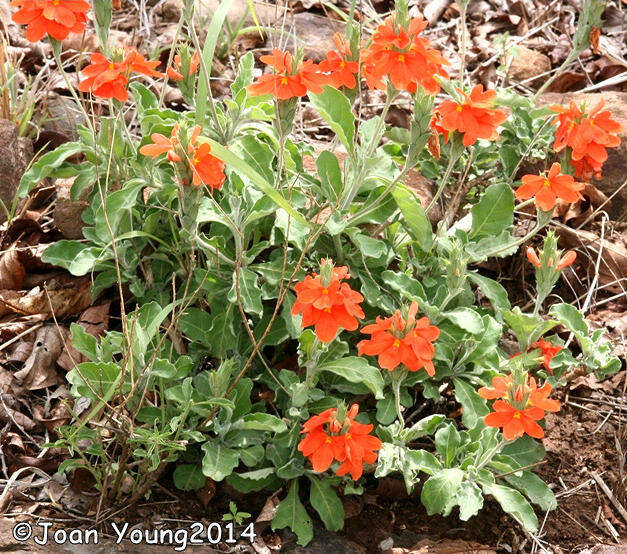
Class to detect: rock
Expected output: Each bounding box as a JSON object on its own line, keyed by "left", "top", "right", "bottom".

{"left": 537, "top": 91, "right": 627, "bottom": 217}
{"left": 288, "top": 12, "right": 345, "bottom": 62}
{"left": 53, "top": 178, "right": 88, "bottom": 239}
{"left": 0, "top": 119, "right": 32, "bottom": 223}
{"left": 504, "top": 44, "right": 551, "bottom": 84}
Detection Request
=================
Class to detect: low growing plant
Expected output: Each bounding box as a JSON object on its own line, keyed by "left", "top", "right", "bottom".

{"left": 10, "top": 0, "right": 622, "bottom": 545}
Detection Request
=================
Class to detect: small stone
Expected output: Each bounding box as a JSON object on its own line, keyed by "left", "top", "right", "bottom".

{"left": 503, "top": 44, "right": 551, "bottom": 84}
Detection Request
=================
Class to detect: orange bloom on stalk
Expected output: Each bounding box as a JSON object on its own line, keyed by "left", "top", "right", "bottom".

{"left": 357, "top": 301, "right": 439, "bottom": 375}
{"left": 77, "top": 53, "right": 129, "bottom": 102}
{"left": 11, "top": 0, "right": 90, "bottom": 42}
{"left": 291, "top": 262, "right": 365, "bottom": 343}
{"left": 361, "top": 16, "right": 449, "bottom": 94}
{"left": 530, "top": 339, "right": 562, "bottom": 374}
{"left": 298, "top": 404, "right": 382, "bottom": 480}
{"left": 433, "top": 85, "right": 507, "bottom": 147}
{"left": 167, "top": 51, "right": 200, "bottom": 82}
{"left": 189, "top": 142, "right": 226, "bottom": 189}
{"left": 515, "top": 162, "right": 584, "bottom": 212}
{"left": 526, "top": 247, "right": 576, "bottom": 270}
{"left": 551, "top": 100, "right": 622, "bottom": 180}
{"left": 484, "top": 401, "right": 546, "bottom": 441}
{"left": 140, "top": 124, "right": 200, "bottom": 162}
{"left": 319, "top": 34, "right": 359, "bottom": 90}
{"left": 247, "top": 49, "right": 329, "bottom": 100}
{"left": 480, "top": 372, "right": 560, "bottom": 440}
{"left": 124, "top": 47, "right": 165, "bottom": 78}
{"left": 78, "top": 48, "right": 164, "bottom": 102}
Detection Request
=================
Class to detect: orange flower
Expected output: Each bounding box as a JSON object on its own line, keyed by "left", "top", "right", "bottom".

{"left": 78, "top": 48, "right": 165, "bottom": 102}
{"left": 555, "top": 250, "right": 576, "bottom": 270}
{"left": 77, "top": 52, "right": 129, "bottom": 102}
{"left": 189, "top": 142, "right": 226, "bottom": 189}
{"left": 479, "top": 373, "right": 560, "bottom": 412}
{"left": 247, "top": 49, "right": 328, "bottom": 100}
{"left": 515, "top": 162, "right": 584, "bottom": 212}
{"left": 530, "top": 338, "right": 562, "bottom": 374}
{"left": 484, "top": 400, "right": 546, "bottom": 441}
{"left": 298, "top": 404, "right": 382, "bottom": 480}
{"left": 528, "top": 381, "right": 561, "bottom": 412}
{"left": 526, "top": 246, "right": 541, "bottom": 268}
{"left": 124, "top": 47, "right": 165, "bottom": 78}
{"left": 360, "top": 16, "right": 449, "bottom": 94}
{"left": 357, "top": 301, "right": 439, "bottom": 375}
{"left": 139, "top": 124, "right": 200, "bottom": 162}
{"left": 11, "top": 0, "right": 90, "bottom": 42}
{"left": 550, "top": 100, "right": 622, "bottom": 180}
{"left": 478, "top": 374, "right": 513, "bottom": 400}
{"left": 433, "top": 85, "right": 507, "bottom": 147}
{"left": 167, "top": 51, "right": 200, "bottom": 82}
{"left": 319, "top": 34, "right": 359, "bottom": 90}
{"left": 291, "top": 262, "right": 365, "bottom": 343}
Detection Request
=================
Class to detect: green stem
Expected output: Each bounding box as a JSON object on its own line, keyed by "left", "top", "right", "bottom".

{"left": 476, "top": 438, "right": 507, "bottom": 470}
{"left": 426, "top": 145, "right": 463, "bottom": 214}
{"left": 390, "top": 369, "right": 407, "bottom": 431}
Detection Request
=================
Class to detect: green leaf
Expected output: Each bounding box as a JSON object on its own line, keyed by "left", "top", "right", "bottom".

{"left": 195, "top": 0, "right": 236, "bottom": 124}
{"left": 201, "top": 441, "right": 240, "bottom": 482}
{"left": 228, "top": 268, "right": 263, "bottom": 317}
{"left": 308, "top": 476, "right": 344, "bottom": 532}
{"left": 179, "top": 308, "right": 212, "bottom": 345}
{"left": 483, "top": 483, "right": 539, "bottom": 532}
{"left": 68, "top": 324, "right": 98, "bottom": 361}
{"left": 435, "top": 423, "right": 461, "bottom": 467}
{"left": 453, "top": 378, "right": 489, "bottom": 429}
{"left": 66, "top": 361, "right": 128, "bottom": 401}
{"left": 173, "top": 464, "right": 206, "bottom": 491}
{"left": 504, "top": 471, "right": 557, "bottom": 511}
{"left": 470, "top": 183, "right": 514, "bottom": 238}
{"left": 443, "top": 308, "right": 484, "bottom": 334}
{"left": 226, "top": 468, "right": 278, "bottom": 493}
{"left": 391, "top": 184, "right": 433, "bottom": 251}
{"left": 404, "top": 414, "right": 446, "bottom": 442}
{"left": 309, "top": 87, "right": 355, "bottom": 154}
{"left": 271, "top": 480, "right": 313, "bottom": 546}
{"left": 457, "top": 480, "right": 484, "bottom": 521}
{"left": 232, "top": 413, "right": 287, "bottom": 433}
{"left": 206, "top": 139, "right": 308, "bottom": 227}
{"left": 317, "top": 357, "right": 385, "bottom": 399}
{"left": 467, "top": 272, "right": 511, "bottom": 318}
{"left": 549, "top": 303, "right": 588, "bottom": 337}
{"left": 420, "top": 468, "right": 465, "bottom": 516}
{"left": 501, "top": 436, "right": 546, "bottom": 466}
{"left": 316, "top": 150, "right": 343, "bottom": 202}
{"left": 18, "top": 142, "right": 84, "bottom": 197}
{"left": 41, "top": 242, "right": 102, "bottom": 276}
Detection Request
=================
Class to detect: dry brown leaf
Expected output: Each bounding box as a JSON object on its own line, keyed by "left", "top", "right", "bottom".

{"left": 0, "top": 276, "right": 92, "bottom": 318}
{"left": 0, "top": 248, "right": 25, "bottom": 290}
{"left": 13, "top": 325, "right": 68, "bottom": 390}
{"left": 0, "top": 394, "right": 37, "bottom": 431}
{"left": 33, "top": 401, "right": 71, "bottom": 432}
{"left": 557, "top": 227, "right": 627, "bottom": 294}
{"left": 57, "top": 303, "right": 110, "bottom": 371}
{"left": 554, "top": 183, "right": 609, "bottom": 226}
{"left": 397, "top": 539, "right": 497, "bottom": 554}
{"left": 7, "top": 339, "right": 33, "bottom": 363}
{"left": 546, "top": 71, "right": 587, "bottom": 93}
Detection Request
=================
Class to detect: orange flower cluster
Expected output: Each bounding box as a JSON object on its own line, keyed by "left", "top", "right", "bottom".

{"left": 515, "top": 162, "right": 584, "bottom": 212}
{"left": 11, "top": 0, "right": 89, "bottom": 42}
{"left": 291, "top": 263, "right": 365, "bottom": 343}
{"left": 479, "top": 373, "right": 560, "bottom": 440}
{"left": 298, "top": 404, "right": 382, "bottom": 480}
{"left": 167, "top": 51, "right": 200, "bottom": 82}
{"left": 551, "top": 100, "right": 622, "bottom": 180}
{"left": 78, "top": 48, "right": 164, "bottom": 102}
{"left": 247, "top": 50, "right": 328, "bottom": 100}
{"left": 526, "top": 246, "right": 576, "bottom": 271}
{"left": 431, "top": 85, "right": 507, "bottom": 147}
{"left": 140, "top": 125, "right": 226, "bottom": 190}
{"left": 357, "top": 301, "right": 439, "bottom": 376}
{"left": 530, "top": 339, "right": 562, "bottom": 374}
{"left": 318, "top": 34, "right": 359, "bottom": 90}
{"left": 361, "top": 16, "right": 448, "bottom": 94}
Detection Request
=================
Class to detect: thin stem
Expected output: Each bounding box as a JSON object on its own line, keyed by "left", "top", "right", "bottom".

{"left": 390, "top": 369, "right": 407, "bottom": 431}
{"left": 426, "top": 146, "right": 463, "bottom": 214}
{"left": 476, "top": 437, "right": 507, "bottom": 470}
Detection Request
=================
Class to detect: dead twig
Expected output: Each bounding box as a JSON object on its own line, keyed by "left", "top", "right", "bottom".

{"left": 590, "top": 471, "right": 627, "bottom": 525}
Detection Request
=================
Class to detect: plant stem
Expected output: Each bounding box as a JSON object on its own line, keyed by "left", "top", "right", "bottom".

{"left": 390, "top": 369, "right": 407, "bottom": 431}
{"left": 426, "top": 145, "right": 463, "bottom": 214}
{"left": 476, "top": 437, "right": 507, "bottom": 470}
